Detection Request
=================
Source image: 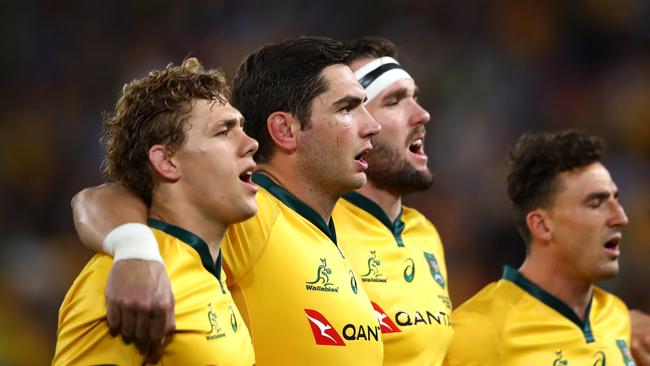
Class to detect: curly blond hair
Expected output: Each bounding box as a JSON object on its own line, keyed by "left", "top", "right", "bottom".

{"left": 102, "top": 57, "right": 228, "bottom": 204}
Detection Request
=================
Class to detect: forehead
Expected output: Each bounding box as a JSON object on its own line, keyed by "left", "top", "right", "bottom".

{"left": 317, "top": 64, "right": 365, "bottom": 102}
{"left": 373, "top": 78, "right": 417, "bottom": 99}
{"left": 187, "top": 99, "right": 242, "bottom": 128}
{"left": 554, "top": 162, "right": 616, "bottom": 200}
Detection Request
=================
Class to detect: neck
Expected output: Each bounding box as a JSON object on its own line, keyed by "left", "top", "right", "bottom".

{"left": 149, "top": 188, "right": 226, "bottom": 262}
{"left": 259, "top": 164, "right": 338, "bottom": 223}
{"left": 357, "top": 180, "right": 402, "bottom": 222}
{"left": 519, "top": 253, "right": 593, "bottom": 322}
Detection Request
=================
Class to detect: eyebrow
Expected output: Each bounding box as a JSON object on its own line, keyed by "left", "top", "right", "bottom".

{"left": 211, "top": 116, "right": 244, "bottom": 131}
{"left": 382, "top": 85, "right": 420, "bottom": 103}
{"left": 381, "top": 87, "right": 409, "bottom": 102}
{"left": 583, "top": 190, "right": 617, "bottom": 203}
{"left": 332, "top": 94, "right": 365, "bottom": 108}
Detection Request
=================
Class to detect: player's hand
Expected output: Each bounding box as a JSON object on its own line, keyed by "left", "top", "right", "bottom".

{"left": 143, "top": 334, "right": 173, "bottom": 365}
{"left": 631, "top": 309, "right": 650, "bottom": 366}
{"left": 105, "top": 259, "right": 175, "bottom": 361}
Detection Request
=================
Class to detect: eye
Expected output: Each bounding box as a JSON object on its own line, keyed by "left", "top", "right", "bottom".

{"left": 338, "top": 104, "right": 352, "bottom": 114}
{"left": 587, "top": 197, "right": 606, "bottom": 209}
{"left": 588, "top": 201, "right": 602, "bottom": 209}
{"left": 215, "top": 120, "right": 239, "bottom": 137}
{"left": 216, "top": 128, "right": 230, "bottom": 137}
{"left": 384, "top": 98, "right": 399, "bottom": 107}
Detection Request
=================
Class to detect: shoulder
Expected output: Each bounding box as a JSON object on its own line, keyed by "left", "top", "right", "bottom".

{"left": 454, "top": 279, "right": 525, "bottom": 333}
{"left": 592, "top": 286, "right": 628, "bottom": 310}
{"left": 228, "top": 188, "right": 283, "bottom": 240}
{"left": 222, "top": 188, "right": 284, "bottom": 284}
{"left": 447, "top": 280, "right": 525, "bottom": 366}
{"left": 401, "top": 206, "right": 443, "bottom": 253}
{"left": 592, "top": 286, "right": 631, "bottom": 324}
{"left": 401, "top": 206, "right": 439, "bottom": 235}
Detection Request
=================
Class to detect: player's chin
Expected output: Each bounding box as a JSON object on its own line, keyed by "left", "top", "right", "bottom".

{"left": 231, "top": 198, "right": 258, "bottom": 223}
{"left": 407, "top": 157, "right": 430, "bottom": 172}
{"left": 349, "top": 172, "right": 368, "bottom": 189}
{"left": 242, "top": 198, "right": 259, "bottom": 218}
{"left": 595, "top": 261, "right": 620, "bottom": 281}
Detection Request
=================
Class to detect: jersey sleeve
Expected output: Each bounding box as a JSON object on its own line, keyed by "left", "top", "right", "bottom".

{"left": 445, "top": 310, "right": 501, "bottom": 366}
{"left": 222, "top": 191, "right": 281, "bottom": 286}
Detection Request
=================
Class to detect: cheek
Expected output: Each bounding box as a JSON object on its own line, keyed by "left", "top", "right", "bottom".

{"left": 196, "top": 145, "right": 212, "bottom": 157}
{"left": 338, "top": 115, "right": 354, "bottom": 128}
{"left": 335, "top": 127, "right": 357, "bottom": 148}
{"left": 182, "top": 143, "right": 211, "bottom": 160}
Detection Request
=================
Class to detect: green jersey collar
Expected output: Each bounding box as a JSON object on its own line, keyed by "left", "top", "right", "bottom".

{"left": 502, "top": 265, "right": 595, "bottom": 343}
{"left": 252, "top": 172, "right": 337, "bottom": 244}
{"left": 342, "top": 191, "right": 405, "bottom": 247}
{"left": 148, "top": 218, "right": 225, "bottom": 293}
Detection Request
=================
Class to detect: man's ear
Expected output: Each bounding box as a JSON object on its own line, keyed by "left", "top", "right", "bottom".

{"left": 526, "top": 209, "right": 552, "bottom": 242}
{"left": 149, "top": 144, "right": 180, "bottom": 181}
{"left": 267, "top": 112, "right": 298, "bottom": 153}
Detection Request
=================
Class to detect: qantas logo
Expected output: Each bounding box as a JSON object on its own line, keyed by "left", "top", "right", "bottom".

{"left": 304, "top": 309, "right": 382, "bottom": 345}
{"left": 395, "top": 309, "right": 452, "bottom": 327}
{"left": 371, "top": 302, "right": 401, "bottom": 333}
{"left": 304, "top": 309, "right": 345, "bottom": 346}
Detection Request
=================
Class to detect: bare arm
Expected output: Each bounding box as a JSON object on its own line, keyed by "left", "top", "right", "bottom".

{"left": 632, "top": 309, "right": 650, "bottom": 366}
{"left": 71, "top": 183, "right": 175, "bottom": 362}
{"left": 72, "top": 183, "right": 149, "bottom": 252}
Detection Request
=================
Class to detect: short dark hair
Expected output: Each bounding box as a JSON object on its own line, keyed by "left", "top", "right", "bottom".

{"left": 231, "top": 36, "right": 351, "bottom": 163}
{"left": 506, "top": 129, "right": 606, "bottom": 245}
{"left": 102, "top": 58, "right": 228, "bottom": 204}
{"left": 347, "top": 36, "right": 398, "bottom": 63}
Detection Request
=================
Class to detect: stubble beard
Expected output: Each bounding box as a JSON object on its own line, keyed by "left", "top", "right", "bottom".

{"left": 365, "top": 139, "right": 434, "bottom": 195}
{"left": 298, "top": 133, "right": 363, "bottom": 199}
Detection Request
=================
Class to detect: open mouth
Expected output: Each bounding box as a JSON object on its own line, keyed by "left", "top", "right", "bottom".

{"left": 239, "top": 170, "right": 253, "bottom": 183}
{"left": 408, "top": 138, "right": 424, "bottom": 155}
{"left": 603, "top": 235, "right": 621, "bottom": 256}
{"left": 355, "top": 148, "right": 371, "bottom": 163}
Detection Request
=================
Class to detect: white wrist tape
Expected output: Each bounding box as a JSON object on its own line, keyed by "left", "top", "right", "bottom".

{"left": 103, "top": 223, "right": 163, "bottom": 263}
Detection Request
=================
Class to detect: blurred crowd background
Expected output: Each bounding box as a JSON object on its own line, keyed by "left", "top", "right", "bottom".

{"left": 1, "top": 0, "right": 649, "bottom": 363}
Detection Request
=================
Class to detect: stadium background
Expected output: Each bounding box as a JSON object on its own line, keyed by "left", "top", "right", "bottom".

{"left": 1, "top": 1, "right": 649, "bottom": 363}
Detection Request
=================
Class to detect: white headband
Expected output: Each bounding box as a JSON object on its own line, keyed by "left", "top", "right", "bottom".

{"left": 354, "top": 56, "right": 412, "bottom": 104}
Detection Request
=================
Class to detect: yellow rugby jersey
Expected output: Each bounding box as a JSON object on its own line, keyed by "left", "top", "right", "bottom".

{"left": 53, "top": 219, "right": 254, "bottom": 366}
{"left": 333, "top": 192, "right": 454, "bottom": 366}
{"left": 445, "top": 266, "right": 636, "bottom": 366}
{"left": 223, "top": 173, "right": 383, "bottom": 365}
